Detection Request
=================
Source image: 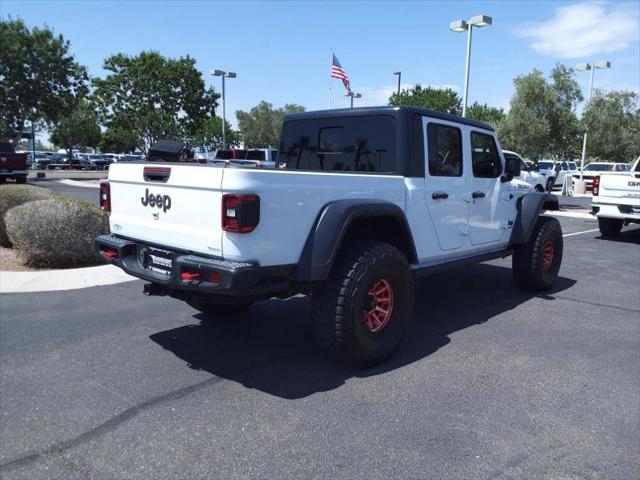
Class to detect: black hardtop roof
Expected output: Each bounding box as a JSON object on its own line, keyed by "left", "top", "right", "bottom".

{"left": 283, "top": 106, "right": 494, "bottom": 132}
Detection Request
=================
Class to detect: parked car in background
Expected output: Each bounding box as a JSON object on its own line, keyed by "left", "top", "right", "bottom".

{"left": 117, "top": 155, "right": 145, "bottom": 162}
{"left": 213, "top": 148, "right": 248, "bottom": 160}
{"left": 502, "top": 150, "right": 550, "bottom": 192}
{"left": 574, "top": 162, "right": 631, "bottom": 189}
{"left": 88, "top": 154, "right": 109, "bottom": 169}
{"left": 32, "top": 153, "right": 52, "bottom": 169}
{"left": 211, "top": 148, "right": 278, "bottom": 169}
{"left": 244, "top": 148, "right": 278, "bottom": 168}
{"left": 0, "top": 141, "right": 29, "bottom": 183}
{"left": 538, "top": 160, "right": 579, "bottom": 189}
{"left": 102, "top": 154, "right": 117, "bottom": 165}
{"left": 591, "top": 156, "right": 640, "bottom": 236}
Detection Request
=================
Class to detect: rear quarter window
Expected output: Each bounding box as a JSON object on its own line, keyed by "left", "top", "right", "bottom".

{"left": 279, "top": 116, "right": 396, "bottom": 173}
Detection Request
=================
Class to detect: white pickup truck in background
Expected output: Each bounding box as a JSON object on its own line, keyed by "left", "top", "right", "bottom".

{"left": 591, "top": 156, "right": 640, "bottom": 236}
{"left": 575, "top": 161, "right": 631, "bottom": 190}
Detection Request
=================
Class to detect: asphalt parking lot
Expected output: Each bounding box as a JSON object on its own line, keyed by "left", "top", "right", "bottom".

{"left": 1, "top": 216, "right": 638, "bottom": 479}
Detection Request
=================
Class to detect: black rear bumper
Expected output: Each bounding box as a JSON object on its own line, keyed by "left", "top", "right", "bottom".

{"left": 95, "top": 235, "right": 294, "bottom": 297}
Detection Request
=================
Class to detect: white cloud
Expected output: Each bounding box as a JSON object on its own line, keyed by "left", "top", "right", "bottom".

{"left": 518, "top": 1, "right": 639, "bottom": 59}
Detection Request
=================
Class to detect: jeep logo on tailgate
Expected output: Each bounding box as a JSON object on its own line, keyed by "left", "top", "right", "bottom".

{"left": 141, "top": 188, "right": 172, "bottom": 213}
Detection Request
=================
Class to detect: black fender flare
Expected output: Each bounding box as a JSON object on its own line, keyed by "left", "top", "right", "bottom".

{"left": 295, "top": 200, "right": 417, "bottom": 282}
{"left": 510, "top": 192, "right": 559, "bottom": 244}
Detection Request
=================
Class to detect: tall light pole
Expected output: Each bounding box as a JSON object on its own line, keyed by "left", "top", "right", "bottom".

{"left": 449, "top": 14, "right": 492, "bottom": 117}
{"left": 345, "top": 91, "right": 362, "bottom": 108}
{"left": 393, "top": 71, "right": 401, "bottom": 96}
{"left": 576, "top": 61, "right": 610, "bottom": 182}
{"left": 210, "top": 69, "right": 237, "bottom": 149}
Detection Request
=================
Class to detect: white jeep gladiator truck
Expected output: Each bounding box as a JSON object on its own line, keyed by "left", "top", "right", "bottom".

{"left": 96, "top": 106, "right": 563, "bottom": 366}
{"left": 591, "top": 156, "right": 640, "bottom": 237}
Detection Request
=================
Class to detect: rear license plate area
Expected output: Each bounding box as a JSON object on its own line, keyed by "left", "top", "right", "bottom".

{"left": 139, "top": 246, "right": 173, "bottom": 276}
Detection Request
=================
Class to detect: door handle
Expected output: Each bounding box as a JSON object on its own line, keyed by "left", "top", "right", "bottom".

{"left": 432, "top": 192, "right": 449, "bottom": 200}
{"left": 472, "top": 191, "right": 486, "bottom": 199}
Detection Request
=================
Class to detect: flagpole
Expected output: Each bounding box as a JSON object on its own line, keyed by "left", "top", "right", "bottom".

{"left": 329, "top": 51, "right": 332, "bottom": 109}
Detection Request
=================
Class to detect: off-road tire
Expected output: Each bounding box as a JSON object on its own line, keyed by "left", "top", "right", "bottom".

{"left": 546, "top": 178, "right": 555, "bottom": 192}
{"left": 598, "top": 217, "right": 623, "bottom": 237}
{"left": 512, "top": 216, "right": 563, "bottom": 291}
{"left": 311, "top": 240, "right": 415, "bottom": 367}
{"left": 186, "top": 296, "right": 252, "bottom": 318}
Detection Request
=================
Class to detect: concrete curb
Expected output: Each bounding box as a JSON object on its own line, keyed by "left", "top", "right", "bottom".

{"left": 0, "top": 264, "right": 137, "bottom": 294}
{"left": 58, "top": 179, "right": 100, "bottom": 188}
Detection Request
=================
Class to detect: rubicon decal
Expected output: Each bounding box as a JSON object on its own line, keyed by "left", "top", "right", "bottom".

{"left": 141, "top": 188, "right": 172, "bottom": 213}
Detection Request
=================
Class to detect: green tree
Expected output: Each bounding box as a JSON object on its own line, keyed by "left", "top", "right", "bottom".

{"left": 582, "top": 90, "right": 639, "bottom": 163}
{"left": 0, "top": 19, "right": 88, "bottom": 136}
{"left": 188, "top": 116, "right": 238, "bottom": 152}
{"left": 49, "top": 101, "right": 101, "bottom": 160}
{"left": 236, "top": 101, "right": 305, "bottom": 147}
{"left": 547, "top": 64, "right": 583, "bottom": 160}
{"left": 389, "top": 85, "right": 461, "bottom": 115}
{"left": 92, "top": 51, "right": 219, "bottom": 152}
{"left": 498, "top": 65, "right": 582, "bottom": 161}
{"left": 497, "top": 70, "right": 551, "bottom": 160}
{"left": 99, "top": 121, "right": 141, "bottom": 154}
{"left": 466, "top": 102, "right": 505, "bottom": 128}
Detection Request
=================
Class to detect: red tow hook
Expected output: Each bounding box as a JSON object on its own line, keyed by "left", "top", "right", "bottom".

{"left": 180, "top": 271, "right": 201, "bottom": 281}
{"left": 103, "top": 248, "right": 118, "bottom": 260}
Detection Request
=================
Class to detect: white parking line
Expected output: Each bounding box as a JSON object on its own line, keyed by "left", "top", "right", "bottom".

{"left": 563, "top": 228, "right": 600, "bottom": 238}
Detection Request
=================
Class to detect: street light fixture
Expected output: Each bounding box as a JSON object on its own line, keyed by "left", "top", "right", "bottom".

{"left": 576, "top": 60, "right": 611, "bottom": 183}
{"left": 449, "top": 14, "right": 492, "bottom": 117}
{"left": 210, "top": 69, "right": 237, "bottom": 149}
{"left": 393, "top": 71, "right": 401, "bottom": 96}
{"left": 344, "top": 91, "right": 362, "bottom": 108}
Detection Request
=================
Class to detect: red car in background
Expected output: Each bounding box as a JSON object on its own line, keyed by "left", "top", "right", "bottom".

{"left": 0, "top": 141, "right": 29, "bottom": 184}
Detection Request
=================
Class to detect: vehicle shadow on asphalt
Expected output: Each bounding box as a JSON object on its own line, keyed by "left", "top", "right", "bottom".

{"left": 150, "top": 263, "right": 576, "bottom": 399}
{"left": 595, "top": 228, "right": 640, "bottom": 245}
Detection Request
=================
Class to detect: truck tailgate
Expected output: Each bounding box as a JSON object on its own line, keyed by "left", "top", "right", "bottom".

{"left": 108, "top": 163, "right": 225, "bottom": 256}
{"left": 599, "top": 172, "right": 640, "bottom": 202}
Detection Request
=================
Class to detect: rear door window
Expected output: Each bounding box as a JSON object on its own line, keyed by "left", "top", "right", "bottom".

{"left": 280, "top": 116, "right": 396, "bottom": 173}
{"left": 427, "top": 123, "right": 462, "bottom": 176}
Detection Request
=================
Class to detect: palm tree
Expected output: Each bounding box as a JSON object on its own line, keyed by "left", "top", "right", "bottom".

{"left": 294, "top": 135, "right": 311, "bottom": 169}
{"left": 353, "top": 136, "right": 372, "bottom": 171}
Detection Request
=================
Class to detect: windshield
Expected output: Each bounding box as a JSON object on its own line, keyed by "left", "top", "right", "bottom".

{"left": 585, "top": 163, "right": 613, "bottom": 171}
{"left": 538, "top": 161, "right": 554, "bottom": 169}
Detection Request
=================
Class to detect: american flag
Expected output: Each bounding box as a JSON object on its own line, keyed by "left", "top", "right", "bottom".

{"left": 331, "top": 53, "right": 351, "bottom": 92}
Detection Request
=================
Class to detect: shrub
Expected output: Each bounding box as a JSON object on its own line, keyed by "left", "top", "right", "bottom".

{"left": 5, "top": 197, "right": 109, "bottom": 268}
{"left": 0, "top": 184, "right": 55, "bottom": 246}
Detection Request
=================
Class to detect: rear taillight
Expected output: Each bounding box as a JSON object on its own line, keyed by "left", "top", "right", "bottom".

{"left": 222, "top": 194, "right": 260, "bottom": 233}
{"left": 100, "top": 181, "right": 111, "bottom": 212}
{"left": 592, "top": 175, "right": 600, "bottom": 196}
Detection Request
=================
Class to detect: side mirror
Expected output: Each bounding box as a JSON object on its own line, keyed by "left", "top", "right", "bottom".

{"left": 504, "top": 156, "right": 521, "bottom": 177}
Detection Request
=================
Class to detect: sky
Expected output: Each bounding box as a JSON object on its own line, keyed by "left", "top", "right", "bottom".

{"left": 2, "top": 0, "right": 639, "bottom": 130}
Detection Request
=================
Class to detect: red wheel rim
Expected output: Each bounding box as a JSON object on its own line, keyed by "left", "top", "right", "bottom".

{"left": 543, "top": 240, "right": 554, "bottom": 270}
{"left": 362, "top": 278, "right": 394, "bottom": 333}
